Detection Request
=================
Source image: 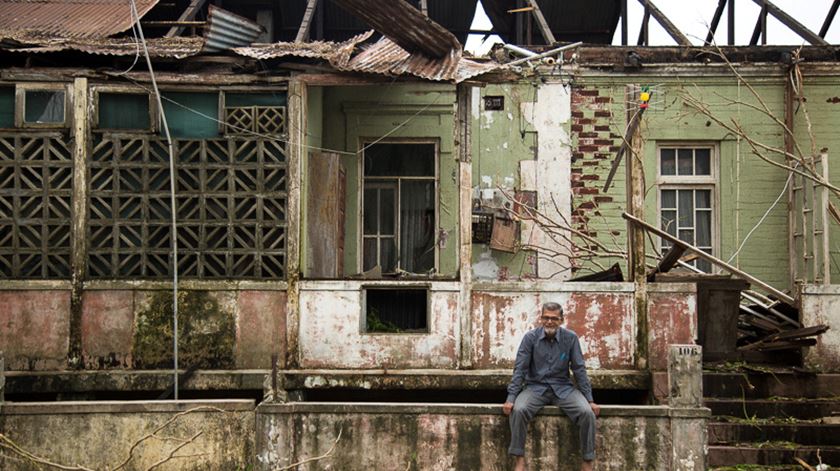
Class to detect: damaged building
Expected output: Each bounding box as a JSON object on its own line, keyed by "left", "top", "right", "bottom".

{"left": 0, "top": 0, "right": 839, "bottom": 469}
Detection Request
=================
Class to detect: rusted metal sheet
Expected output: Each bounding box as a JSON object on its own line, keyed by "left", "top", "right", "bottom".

{"left": 297, "top": 281, "right": 460, "bottom": 369}
{"left": 646, "top": 283, "right": 698, "bottom": 371}
{"left": 0, "top": 0, "right": 159, "bottom": 39}
{"left": 232, "top": 30, "right": 372, "bottom": 61}
{"left": 331, "top": 0, "right": 460, "bottom": 58}
{"left": 202, "top": 5, "right": 263, "bottom": 53}
{"left": 3, "top": 36, "right": 203, "bottom": 58}
{"left": 470, "top": 286, "right": 636, "bottom": 369}
{"left": 338, "top": 37, "right": 498, "bottom": 82}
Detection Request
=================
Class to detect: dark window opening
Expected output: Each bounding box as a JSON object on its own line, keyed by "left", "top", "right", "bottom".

{"left": 365, "top": 288, "right": 428, "bottom": 333}
{"left": 483, "top": 95, "right": 504, "bottom": 110}
{"left": 99, "top": 92, "right": 151, "bottom": 130}
{"left": 24, "top": 90, "right": 65, "bottom": 124}
{"left": 362, "top": 143, "right": 436, "bottom": 275}
{"left": 0, "top": 86, "right": 13, "bottom": 128}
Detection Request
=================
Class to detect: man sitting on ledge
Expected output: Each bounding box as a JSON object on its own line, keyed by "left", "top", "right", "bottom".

{"left": 503, "top": 302, "right": 600, "bottom": 471}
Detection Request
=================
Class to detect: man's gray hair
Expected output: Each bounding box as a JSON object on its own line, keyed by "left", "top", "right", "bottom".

{"left": 542, "top": 302, "right": 563, "bottom": 315}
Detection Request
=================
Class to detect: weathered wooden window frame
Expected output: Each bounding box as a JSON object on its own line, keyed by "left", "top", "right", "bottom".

{"left": 358, "top": 138, "right": 440, "bottom": 276}
{"left": 15, "top": 83, "right": 71, "bottom": 129}
{"left": 91, "top": 85, "right": 158, "bottom": 133}
{"left": 656, "top": 142, "right": 719, "bottom": 271}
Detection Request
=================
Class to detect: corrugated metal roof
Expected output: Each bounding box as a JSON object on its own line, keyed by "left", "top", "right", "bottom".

{"left": 482, "top": 0, "right": 620, "bottom": 45}
{"left": 3, "top": 36, "right": 203, "bottom": 58}
{"left": 336, "top": 36, "right": 497, "bottom": 82}
{"left": 202, "top": 5, "right": 263, "bottom": 53}
{"left": 332, "top": 0, "right": 461, "bottom": 58}
{"left": 0, "top": 0, "right": 159, "bottom": 39}
{"left": 232, "top": 30, "right": 372, "bottom": 62}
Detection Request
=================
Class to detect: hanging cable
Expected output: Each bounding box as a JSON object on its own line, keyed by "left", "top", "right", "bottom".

{"left": 128, "top": 0, "right": 180, "bottom": 400}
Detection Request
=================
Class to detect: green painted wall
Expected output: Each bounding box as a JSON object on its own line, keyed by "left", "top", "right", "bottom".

{"left": 300, "top": 86, "right": 324, "bottom": 278}
{"left": 469, "top": 83, "right": 539, "bottom": 280}
{"left": 575, "top": 71, "right": 840, "bottom": 291}
{"left": 318, "top": 84, "right": 459, "bottom": 277}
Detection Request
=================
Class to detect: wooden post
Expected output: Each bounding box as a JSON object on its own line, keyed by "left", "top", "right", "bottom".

{"left": 457, "top": 84, "right": 473, "bottom": 368}
{"left": 820, "top": 150, "right": 830, "bottom": 284}
{"left": 785, "top": 67, "right": 798, "bottom": 290}
{"left": 69, "top": 77, "right": 89, "bottom": 369}
{"left": 285, "top": 77, "right": 305, "bottom": 368}
{"left": 626, "top": 84, "right": 648, "bottom": 369}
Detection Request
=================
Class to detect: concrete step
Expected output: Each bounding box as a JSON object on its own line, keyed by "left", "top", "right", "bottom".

{"left": 704, "top": 372, "right": 840, "bottom": 399}
{"left": 705, "top": 398, "right": 840, "bottom": 420}
{"left": 709, "top": 422, "right": 840, "bottom": 446}
{"left": 709, "top": 445, "right": 840, "bottom": 467}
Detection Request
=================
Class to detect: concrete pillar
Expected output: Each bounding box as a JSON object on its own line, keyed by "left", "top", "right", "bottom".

{"left": 1, "top": 350, "right": 5, "bottom": 403}
{"left": 668, "top": 344, "right": 703, "bottom": 407}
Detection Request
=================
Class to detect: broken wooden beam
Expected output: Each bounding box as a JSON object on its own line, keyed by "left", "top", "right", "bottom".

{"left": 705, "top": 0, "right": 728, "bottom": 45}
{"left": 527, "top": 0, "right": 556, "bottom": 45}
{"left": 646, "top": 243, "right": 686, "bottom": 281}
{"left": 166, "top": 0, "right": 208, "bottom": 38}
{"left": 622, "top": 212, "right": 796, "bottom": 305}
{"left": 820, "top": 0, "right": 840, "bottom": 38}
{"left": 750, "top": 0, "right": 829, "bottom": 45}
{"left": 638, "top": 0, "right": 691, "bottom": 46}
{"left": 295, "top": 0, "right": 319, "bottom": 43}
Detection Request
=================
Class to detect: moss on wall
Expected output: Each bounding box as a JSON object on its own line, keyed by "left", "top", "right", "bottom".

{"left": 133, "top": 290, "right": 235, "bottom": 369}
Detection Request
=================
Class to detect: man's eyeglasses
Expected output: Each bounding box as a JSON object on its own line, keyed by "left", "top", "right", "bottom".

{"left": 540, "top": 316, "right": 562, "bottom": 323}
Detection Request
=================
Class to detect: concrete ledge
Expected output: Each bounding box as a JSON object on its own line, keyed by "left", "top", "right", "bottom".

{"left": 2, "top": 399, "right": 255, "bottom": 415}
{"left": 472, "top": 281, "right": 635, "bottom": 292}
{"left": 647, "top": 282, "right": 698, "bottom": 293}
{"left": 5, "top": 369, "right": 650, "bottom": 394}
{"left": 82, "top": 280, "right": 289, "bottom": 290}
{"left": 299, "top": 280, "right": 461, "bottom": 291}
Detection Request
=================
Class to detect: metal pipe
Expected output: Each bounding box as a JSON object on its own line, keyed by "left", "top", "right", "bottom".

{"left": 506, "top": 41, "right": 583, "bottom": 66}
{"left": 503, "top": 43, "right": 539, "bottom": 58}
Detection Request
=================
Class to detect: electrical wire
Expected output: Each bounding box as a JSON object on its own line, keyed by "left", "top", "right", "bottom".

{"left": 128, "top": 0, "right": 180, "bottom": 401}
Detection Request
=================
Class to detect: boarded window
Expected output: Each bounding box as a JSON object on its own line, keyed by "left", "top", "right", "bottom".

{"left": 99, "top": 92, "right": 151, "bottom": 130}
{"left": 24, "top": 90, "right": 65, "bottom": 124}
{"left": 0, "top": 87, "right": 13, "bottom": 128}
{"left": 362, "top": 143, "right": 436, "bottom": 275}
{"left": 364, "top": 288, "right": 428, "bottom": 333}
{"left": 161, "top": 92, "right": 219, "bottom": 138}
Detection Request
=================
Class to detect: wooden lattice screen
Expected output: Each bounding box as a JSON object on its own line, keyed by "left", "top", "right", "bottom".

{"left": 0, "top": 133, "right": 73, "bottom": 278}
{"left": 87, "top": 135, "right": 287, "bottom": 279}
{"left": 224, "top": 106, "right": 287, "bottom": 135}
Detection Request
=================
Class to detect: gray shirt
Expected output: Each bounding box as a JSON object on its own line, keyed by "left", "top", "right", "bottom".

{"left": 506, "top": 326, "right": 594, "bottom": 403}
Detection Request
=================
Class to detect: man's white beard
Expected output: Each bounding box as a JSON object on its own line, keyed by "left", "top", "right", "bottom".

{"left": 544, "top": 327, "right": 557, "bottom": 336}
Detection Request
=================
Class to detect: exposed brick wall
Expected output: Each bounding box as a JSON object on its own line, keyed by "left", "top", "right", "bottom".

{"left": 570, "top": 85, "right": 625, "bottom": 274}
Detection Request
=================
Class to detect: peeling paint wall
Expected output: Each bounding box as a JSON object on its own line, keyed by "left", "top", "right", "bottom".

{"left": 0, "top": 290, "right": 70, "bottom": 370}
{"left": 647, "top": 283, "right": 698, "bottom": 371}
{"left": 257, "top": 402, "right": 708, "bottom": 471}
{"left": 801, "top": 284, "right": 840, "bottom": 372}
{"left": 470, "top": 283, "right": 636, "bottom": 369}
{"left": 298, "top": 281, "right": 460, "bottom": 369}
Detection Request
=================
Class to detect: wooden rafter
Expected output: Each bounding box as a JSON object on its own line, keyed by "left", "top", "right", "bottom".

{"left": 638, "top": 0, "right": 691, "bottom": 46}
{"left": 527, "top": 0, "right": 556, "bottom": 45}
{"left": 750, "top": 0, "right": 829, "bottom": 45}
{"left": 705, "top": 0, "right": 727, "bottom": 45}
{"left": 819, "top": 0, "right": 840, "bottom": 38}
{"left": 166, "top": 0, "right": 208, "bottom": 38}
{"left": 637, "top": 6, "right": 650, "bottom": 46}
{"left": 295, "top": 0, "right": 319, "bottom": 42}
{"left": 749, "top": 2, "right": 768, "bottom": 45}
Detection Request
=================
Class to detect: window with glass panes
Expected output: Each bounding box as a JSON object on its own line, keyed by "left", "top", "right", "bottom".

{"left": 362, "top": 142, "right": 436, "bottom": 275}
{"left": 658, "top": 146, "right": 715, "bottom": 272}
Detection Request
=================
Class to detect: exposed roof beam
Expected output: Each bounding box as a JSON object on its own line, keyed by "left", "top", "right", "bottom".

{"left": 728, "top": 0, "right": 735, "bottom": 45}
{"left": 638, "top": 0, "right": 691, "bottom": 46}
{"left": 705, "top": 0, "right": 727, "bottom": 45}
{"left": 621, "top": 0, "right": 628, "bottom": 45}
{"left": 166, "top": 0, "right": 207, "bottom": 38}
{"left": 819, "top": 0, "right": 840, "bottom": 38}
{"left": 637, "top": 7, "right": 650, "bottom": 46}
{"left": 527, "top": 0, "right": 556, "bottom": 45}
{"left": 749, "top": 2, "right": 768, "bottom": 45}
{"left": 750, "top": 0, "right": 829, "bottom": 45}
{"left": 295, "top": 0, "right": 319, "bottom": 42}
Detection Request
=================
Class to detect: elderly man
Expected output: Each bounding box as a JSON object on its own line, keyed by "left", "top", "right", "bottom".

{"left": 502, "top": 302, "right": 599, "bottom": 471}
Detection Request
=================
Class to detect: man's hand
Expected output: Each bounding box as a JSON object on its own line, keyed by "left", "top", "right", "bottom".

{"left": 589, "top": 401, "right": 600, "bottom": 417}
{"left": 503, "top": 401, "right": 514, "bottom": 416}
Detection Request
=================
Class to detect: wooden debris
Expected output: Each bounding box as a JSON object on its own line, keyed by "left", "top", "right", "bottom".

{"left": 570, "top": 263, "right": 623, "bottom": 282}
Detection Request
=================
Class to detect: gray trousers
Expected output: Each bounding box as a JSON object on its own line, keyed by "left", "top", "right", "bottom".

{"left": 508, "top": 387, "right": 596, "bottom": 461}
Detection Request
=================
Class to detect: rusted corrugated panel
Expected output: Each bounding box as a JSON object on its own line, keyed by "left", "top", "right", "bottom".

{"left": 4, "top": 37, "right": 203, "bottom": 58}
{"left": 232, "top": 31, "right": 372, "bottom": 62}
{"left": 202, "top": 5, "right": 263, "bottom": 53}
{"left": 0, "top": 0, "right": 159, "bottom": 39}
{"left": 332, "top": 0, "right": 460, "bottom": 58}
{"left": 338, "top": 37, "right": 497, "bottom": 83}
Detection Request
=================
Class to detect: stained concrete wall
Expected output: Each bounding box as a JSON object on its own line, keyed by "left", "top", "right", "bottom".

{"left": 0, "top": 286, "right": 286, "bottom": 371}
{"left": 0, "top": 400, "right": 255, "bottom": 471}
{"left": 256, "top": 402, "right": 709, "bottom": 471}
{"left": 801, "top": 284, "right": 840, "bottom": 372}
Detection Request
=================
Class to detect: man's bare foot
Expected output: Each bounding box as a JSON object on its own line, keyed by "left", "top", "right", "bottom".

{"left": 580, "top": 459, "right": 594, "bottom": 471}
{"left": 513, "top": 456, "right": 526, "bottom": 471}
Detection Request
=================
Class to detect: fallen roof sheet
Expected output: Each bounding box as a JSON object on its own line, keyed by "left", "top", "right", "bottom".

{"left": 336, "top": 37, "right": 497, "bottom": 82}
{"left": 0, "top": 0, "right": 159, "bottom": 39}
{"left": 2, "top": 36, "right": 204, "bottom": 58}
{"left": 332, "top": 0, "right": 461, "bottom": 58}
{"left": 202, "top": 5, "right": 264, "bottom": 53}
{"left": 232, "top": 31, "right": 373, "bottom": 62}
